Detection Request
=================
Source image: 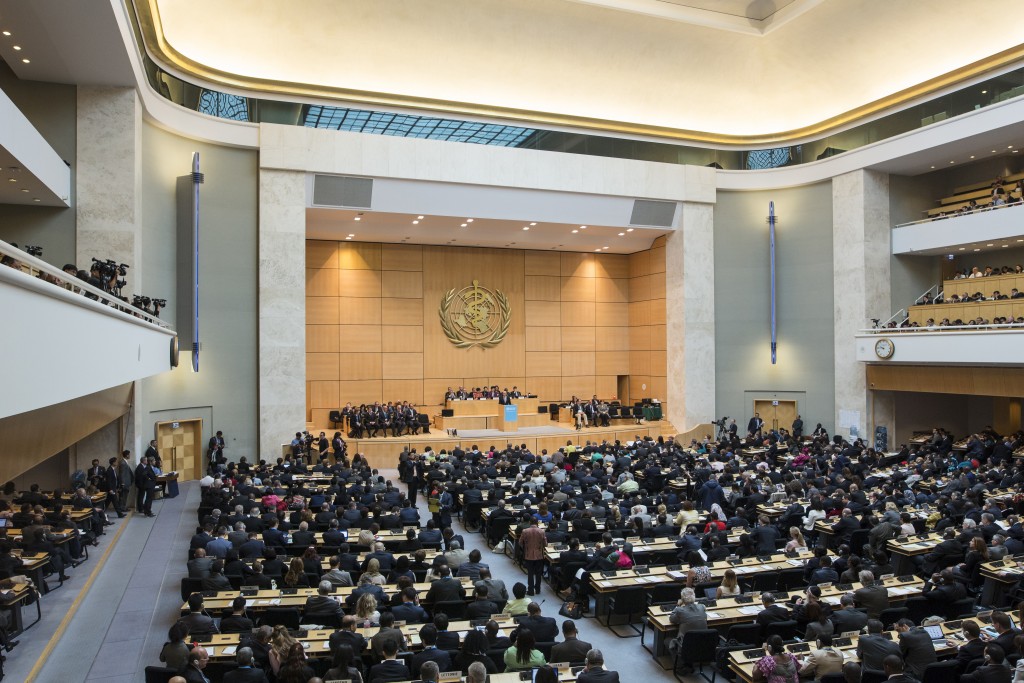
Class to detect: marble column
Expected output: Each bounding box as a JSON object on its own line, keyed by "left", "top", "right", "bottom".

{"left": 76, "top": 87, "right": 142, "bottom": 285}
{"left": 258, "top": 168, "right": 306, "bottom": 461}
{"left": 76, "top": 86, "right": 144, "bottom": 462}
{"left": 666, "top": 201, "right": 716, "bottom": 431}
{"left": 833, "top": 169, "right": 890, "bottom": 441}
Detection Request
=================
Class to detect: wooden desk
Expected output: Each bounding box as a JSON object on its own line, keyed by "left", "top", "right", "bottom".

{"left": 0, "top": 582, "right": 40, "bottom": 635}
{"left": 445, "top": 398, "right": 539, "bottom": 416}
{"left": 886, "top": 532, "right": 942, "bottom": 575}
{"left": 979, "top": 556, "right": 1024, "bottom": 606}
{"left": 644, "top": 576, "right": 924, "bottom": 668}
{"left": 182, "top": 578, "right": 475, "bottom": 614}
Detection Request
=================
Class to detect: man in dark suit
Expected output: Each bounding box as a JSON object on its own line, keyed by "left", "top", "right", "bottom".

{"left": 290, "top": 521, "right": 315, "bottom": 546}
{"left": 857, "top": 619, "right": 902, "bottom": 671}
{"left": 187, "top": 548, "right": 214, "bottom": 578}
{"left": 485, "top": 619, "right": 511, "bottom": 649}
{"left": 755, "top": 593, "right": 791, "bottom": 627}
{"left": 577, "top": 649, "right": 620, "bottom": 683}
{"left": 433, "top": 612, "right": 461, "bottom": 651}
{"left": 425, "top": 565, "right": 466, "bottom": 603}
{"left": 853, "top": 570, "right": 889, "bottom": 619}
{"left": 897, "top": 618, "right": 937, "bottom": 680}
{"left": 830, "top": 508, "right": 860, "bottom": 548}
{"left": 182, "top": 647, "right": 213, "bottom": 683}
{"left": 922, "top": 568, "right": 967, "bottom": 610}
{"left": 921, "top": 529, "right": 964, "bottom": 575}
{"left": 104, "top": 457, "right": 126, "bottom": 517}
{"left": 747, "top": 414, "right": 763, "bottom": 436}
{"left": 329, "top": 615, "right": 368, "bottom": 656}
{"left": 222, "top": 647, "right": 268, "bottom": 683}
{"left": 882, "top": 654, "right": 917, "bottom": 683}
{"left": 515, "top": 601, "right": 559, "bottom": 642}
{"left": 368, "top": 639, "right": 411, "bottom": 683}
{"left": 322, "top": 519, "right": 347, "bottom": 547}
{"left": 220, "top": 597, "right": 255, "bottom": 633}
{"left": 391, "top": 586, "right": 429, "bottom": 623}
{"left": 261, "top": 520, "right": 286, "bottom": 548}
{"left": 303, "top": 580, "right": 343, "bottom": 622}
{"left": 954, "top": 621, "right": 987, "bottom": 672}
{"left": 551, "top": 620, "right": 593, "bottom": 664}
{"left": 831, "top": 594, "right": 868, "bottom": 634}
{"left": 990, "top": 611, "right": 1020, "bottom": 656}
{"left": 466, "top": 585, "right": 499, "bottom": 619}
{"left": 409, "top": 624, "right": 452, "bottom": 678}
{"left": 962, "top": 644, "right": 1013, "bottom": 683}
{"left": 135, "top": 456, "right": 157, "bottom": 517}
{"left": 177, "top": 594, "right": 219, "bottom": 635}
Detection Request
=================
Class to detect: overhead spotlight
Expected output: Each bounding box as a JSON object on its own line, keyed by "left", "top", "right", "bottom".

{"left": 1015, "top": 150, "right": 1020, "bottom": 153}
{"left": 466, "top": 218, "right": 474, "bottom": 223}
{"left": 354, "top": 216, "right": 361, "bottom": 221}
{"left": 618, "top": 232, "right": 625, "bottom": 236}
{"left": 7, "top": 178, "right": 15, "bottom": 183}
{"left": 949, "top": 161, "right": 955, "bottom": 164}
{"left": 992, "top": 150, "right": 998, "bottom": 153}
{"left": 970, "top": 155, "right": 975, "bottom": 159}
{"left": 593, "top": 248, "right": 600, "bottom": 252}
{"left": 930, "top": 166, "right": 935, "bottom": 169}
{"left": 347, "top": 233, "right": 354, "bottom": 237}
{"left": 522, "top": 226, "right": 529, "bottom": 231}
{"left": 958, "top": 247, "right": 965, "bottom": 251}
{"left": 1, "top": 31, "right": 10, "bottom": 36}
{"left": 20, "top": 59, "right": 28, "bottom": 64}
{"left": 529, "top": 222, "right": 536, "bottom": 226}
{"left": 987, "top": 243, "right": 994, "bottom": 247}
{"left": 982, "top": 90, "right": 988, "bottom": 94}
{"left": 412, "top": 220, "right": 419, "bottom": 225}
{"left": 580, "top": 225, "right": 587, "bottom": 229}
{"left": 12, "top": 45, "right": 20, "bottom": 51}
{"left": 626, "top": 228, "right": 634, "bottom": 232}
{"left": 571, "top": 230, "right": 578, "bottom": 234}
{"left": 32, "top": 198, "right": 40, "bottom": 202}
{"left": 345, "top": 236, "right": 352, "bottom": 240}
{"left": 1009, "top": 145, "right": 1015, "bottom": 149}
{"left": 973, "top": 248, "right": 981, "bottom": 251}
{"left": 1002, "top": 244, "right": 1009, "bottom": 248}
{"left": 416, "top": 215, "right": 424, "bottom": 220}
{"left": 460, "top": 223, "right": 467, "bottom": 227}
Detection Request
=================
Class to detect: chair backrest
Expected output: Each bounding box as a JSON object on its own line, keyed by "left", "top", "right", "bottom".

{"left": 764, "top": 620, "right": 798, "bottom": 642}
{"left": 727, "top": 622, "right": 763, "bottom": 645}
{"left": 947, "top": 598, "right": 975, "bottom": 619}
{"left": 904, "top": 596, "right": 932, "bottom": 625}
{"left": 680, "top": 629, "right": 721, "bottom": 663}
{"left": 921, "top": 659, "right": 961, "bottom": 683}
{"left": 861, "top": 669, "right": 887, "bottom": 683}
{"left": 752, "top": 572, "right": 779, "bottom": 591}
{"left": 877, "top": 607, "right": 908, "bottom": 627}
{"left": 329, "top": 411, "right": 342, "bottom": 423}
{"left": 144, "top": 666, "right": 178, "bottom": 683}
{"left": 820, "top": 673, "right": 847, "bottom": 683}
{"left": 260, "top": 607, "right": 301, "bottom": 630}
{"left": 180, "top": 577, "right": 204, "bottom": 602}
{"left": 611, "top": 587, "right": 647, "bottom": 613}
{"left": 433, "top": 600, "right": 467, "bottom": 619}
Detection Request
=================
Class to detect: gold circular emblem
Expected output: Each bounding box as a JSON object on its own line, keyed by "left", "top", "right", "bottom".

{"left": 439, "top": 280, "right": 510, "bottom": 348}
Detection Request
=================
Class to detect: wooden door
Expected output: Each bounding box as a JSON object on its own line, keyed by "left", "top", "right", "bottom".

{"left": 155, "top": 418, "right": 203, "bottom": 482}
{"left": 752, "top": 400, "right": 799, "bottom": 432}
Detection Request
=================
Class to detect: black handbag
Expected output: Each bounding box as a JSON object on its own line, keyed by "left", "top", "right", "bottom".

{"left": 558, "top": 599, "right": 582, "bottom": 619}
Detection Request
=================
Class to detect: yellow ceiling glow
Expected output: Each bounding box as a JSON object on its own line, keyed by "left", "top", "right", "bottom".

{"left": 145, "top": 0, "right": 1024, "bottom": 144}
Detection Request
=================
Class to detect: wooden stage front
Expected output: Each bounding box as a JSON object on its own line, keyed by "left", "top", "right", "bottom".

{"left": 311, "top": 421, "right": 678, "bottom": 470}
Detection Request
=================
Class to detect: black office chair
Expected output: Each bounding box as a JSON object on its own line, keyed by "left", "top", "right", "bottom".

{"left": 752, "top": 572, "right": 779, "bottom": 593}
{"left": 861, "top": 668, "right": 887, "bottom": 683}
{"left": 777, "top": 568, "right": 805, "bottom": 591}
{"left": 921, "top": 659, "right": 961, "bottom": 683}
{"left": 600, "top": 586, "right": 646, "bottom": 637}
{"left": 144, "top": 666, "right": 178, "bottom": 683}
{"left": 763, "top": 620, "right": 797, "bottom": 641}
{"left": 947, "top": 597, "right": 975, "bottom": 620}
{"left": 877, "top": 607, "right": 907, "bottom": 628}
{"left": 673, "top": 629, "right": 719, "bottom": 683}
{"left": 820, "top": 673, "right": 847, "bottom": 683}
{"left": 180, "top": 577, "right": 204, "bottom": 602}
{"left": 432, "top": 600, "right": 466, "bottom": 619}
{"left": 258, "top": 607, "right": 301, "bottom": 630}
{"left": 329, "top": 411, "right": 342, "bottom": 429}
{"left": 725, "top": 622, "right": 763, "bottom": 645}
{"left": 904, "top": 596, "right": 932, "bottom": 625}
{"left": 417, "top": 414, "right": 431, "bottom": 434}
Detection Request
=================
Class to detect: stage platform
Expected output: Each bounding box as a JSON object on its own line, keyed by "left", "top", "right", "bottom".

{"left": 309, "top": 421, "right": 677, "bottom": 470}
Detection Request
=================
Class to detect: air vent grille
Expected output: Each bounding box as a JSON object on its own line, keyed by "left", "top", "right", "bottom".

{"left": 312, "top": 174, "right": 373, "bottom": 208}
{"left": 630, "top": 199, "right": 676, "bottom": 227}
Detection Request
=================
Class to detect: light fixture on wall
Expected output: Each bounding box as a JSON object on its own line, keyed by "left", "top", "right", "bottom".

{"left": 766, "top": 201, "right": 779, "bottom": 365}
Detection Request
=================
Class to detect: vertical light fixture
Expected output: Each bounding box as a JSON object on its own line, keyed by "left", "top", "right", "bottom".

{"left": 190, "top": 153, "right": 203, "bottom": 372}
{"left": 767, "top": 201, "right": 778, "bottom": 365}
{"left": 177, "top": 153, "right": 204, "bottom": 372}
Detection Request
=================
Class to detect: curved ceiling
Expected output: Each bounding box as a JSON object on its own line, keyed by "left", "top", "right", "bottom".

{"left": 141, "top": 0, "right": 1024, "bottom": 144}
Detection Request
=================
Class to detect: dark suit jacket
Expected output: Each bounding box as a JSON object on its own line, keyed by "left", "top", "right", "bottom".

{"left": 756, "top": 604, "right": 791, "bottom": 626}
{"left": 899, "top": 627, "right": 937, "bottom": 679}
{"left": 290, "top": 530, "right": 315, "bottom": 546}
{"left": 368, "top": 659, "right": 411, "bottom": 683}
{"left": 578, "top": 669, "right": 621, "bottom": 683}
{"left": 391, "top": 601, "right": 429, "bottom": 623}
{"left": 955, "top": 638, "right": 986, "bottom": 672}
{"left": 857, "top": 634, "right": 901, "bottom": 671}
{"left": 992, "top": 629, "right": 1020, "bottom": 657}
{"left": 831, "top": 607, "right": 868, "bottom": 634}
{"left": 410, "top": 647, "right": 452, "bottom": 677}
{"left": 329, "top": 628, "right": 368, "bottom": 655}
{"left": 515, "top": 614, "right": 559, "bottom": 642}
{"left": 436, "top": 630, "right": 461, "bottom": 650}
{"left": 551, "top": 636, "right": 593, "bottom": 664}
{"left": 182, "top": 664, "right": 212, "bottom": 683}
{"left": 853, "top": 585, "right": 889, "bottom": 619}
{"left": 467, "top": 599, "right": 499, "bottom": 619}
{"left": 426, "top": 577, "right": 466, "bottom": 603}
{"left": 962, "top": 664, "right": 1012, "bottom": 683}
{"left": 222, "top": 666, "right": 269, "bottom": 683}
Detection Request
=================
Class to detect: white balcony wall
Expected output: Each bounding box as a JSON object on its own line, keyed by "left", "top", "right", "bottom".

{"left": 855, "top": 329, "right": 1024, "bottom": 365}
{"left": 892, "top": 204, "right": 1024, "bottom": 255}
{"left": 0, "top": 265, "right": 175, "bottom": 419}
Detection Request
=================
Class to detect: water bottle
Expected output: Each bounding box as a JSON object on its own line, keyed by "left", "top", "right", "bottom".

{"left": 271, "top": 579, "right": 277, "bottom": 590}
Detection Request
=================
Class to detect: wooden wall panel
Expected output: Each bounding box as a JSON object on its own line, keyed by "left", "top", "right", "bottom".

{"left": 381, "top": 326, "right": 424, "bottom": 353}
{"left": 307, "top": 297, "right": 340, "bottom": 325}
{"left": 526, "top": 327, "right": 561, "bottom": 351}
{"left": 339, "top": 298, "right": 382, "bottom": 325}
{"left": 382, "top": 298, "right": 424, "bottom": 325}
{"left": 338, "top": 269, "right": 382, "bottom": 297}
{"left": 306, "top": 240, "right": 668, "bottom": 416}
{"left": 307, "top": 325, "right": 340, "bottom": 353}
{"left": 866, "top": 364, "right": 1024, "bottom": 397}
{"left": 338, "top": 353, "right": 383, "bottom": 381}
{"left": 381, "top": 244, "right": 423, "bottom": 272}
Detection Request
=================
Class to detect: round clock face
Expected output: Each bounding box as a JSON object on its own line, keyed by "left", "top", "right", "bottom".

{"left": 874, "top": 338, "right": 894, "bottom": 359}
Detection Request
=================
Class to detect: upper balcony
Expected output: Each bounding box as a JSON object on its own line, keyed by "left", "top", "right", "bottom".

{"left": 0, "top": 241, "right": 177, "bottom": 419}
{"left": 855, "top": 323, "right": 1024, "bottom": 365}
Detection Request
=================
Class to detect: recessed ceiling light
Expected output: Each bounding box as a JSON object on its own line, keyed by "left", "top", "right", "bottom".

{"left": 626, "top": 228, "right": 634, "bottom": 232}
{"left": 958, "top": 247, "right": 965, "bottom": 251}
{"left": 345, "top": 236, "right": 352, "bottom": 240}
{"left": 594, "top": 249, "right": 600, "bottom": 252}
{"left": 416, "top": 215, "right": 424, "bottom": 220}
{"left": 982, "top": 90, "right": 988, "bottom": 94}
{"left": 20, "top": 59, "right": 28, "bottom": 64}
{"left": 571, "top": 230, "right": 578, "bottom": 234}
{"left": 7, "top": 178, "right": 15, "bottom": 183}
{"left": 949, "top": 161, "right": 955, "bottom": 164}
{"left": 1009, "top": 145, "right": 1014, "bottom": 149}
{"left": 529, "top": 222, "right": 536, "bottom": 226}
{"left": 602, "top": 246, "right": 609, "bottom": 250}
{"left": 1017, "top": 239, "right": 1024, "bottom": 242}
{"left": 522, "top": 227, "right": 529, "bottom": 231}
{"left": 466, "top": 218, "right": 474, "bottom": 223}
{"left": 618, "top": 232, "right": 625, "bottom": 236}
{"left": 412, "top": 220, "right": 419, "bottom": 225}
{"left": 992, "top": 150, "right": 998, "bottom": 153}
{"left": 20, "top": 188, "right": 28, "bottom": 193}
{"left": 353, "top": 216, "right": 361, "bottom": 221}
{"left": 347, "top": 233, "right": 354, "bottom": 237}
{"left": 970, "top": 156, "right": 975, "bottom": 159}
{"left": 987, "top": 243, "right": 993, "bottom": 247}
{"left": 12, "top": 45, "right": 20, "bottom": 51}
{"left": 580, "top": 225, "right": 587, "bottom": 229}
{"left": 1014, "top": 150, "right": 1019, "bottom": 153}
{"left": 974, "top": 248, "right": 981, "bottom": 251}
{"left": 930, "top": 166, "right": 935, "bottom": 169}
{"left": 1, "top": 31, "right": 10, "bottom": 37}
{"left": 1002, "top": 244, "right": 1009, "bottom": 248}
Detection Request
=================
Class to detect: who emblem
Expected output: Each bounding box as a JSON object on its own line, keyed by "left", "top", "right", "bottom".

{"left": 438, "top": 280, "right": 511, "bottom": 349}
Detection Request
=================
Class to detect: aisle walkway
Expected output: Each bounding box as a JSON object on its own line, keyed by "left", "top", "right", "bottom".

{"left": 19, "top": 471, "right": 687, "bottom": 682}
